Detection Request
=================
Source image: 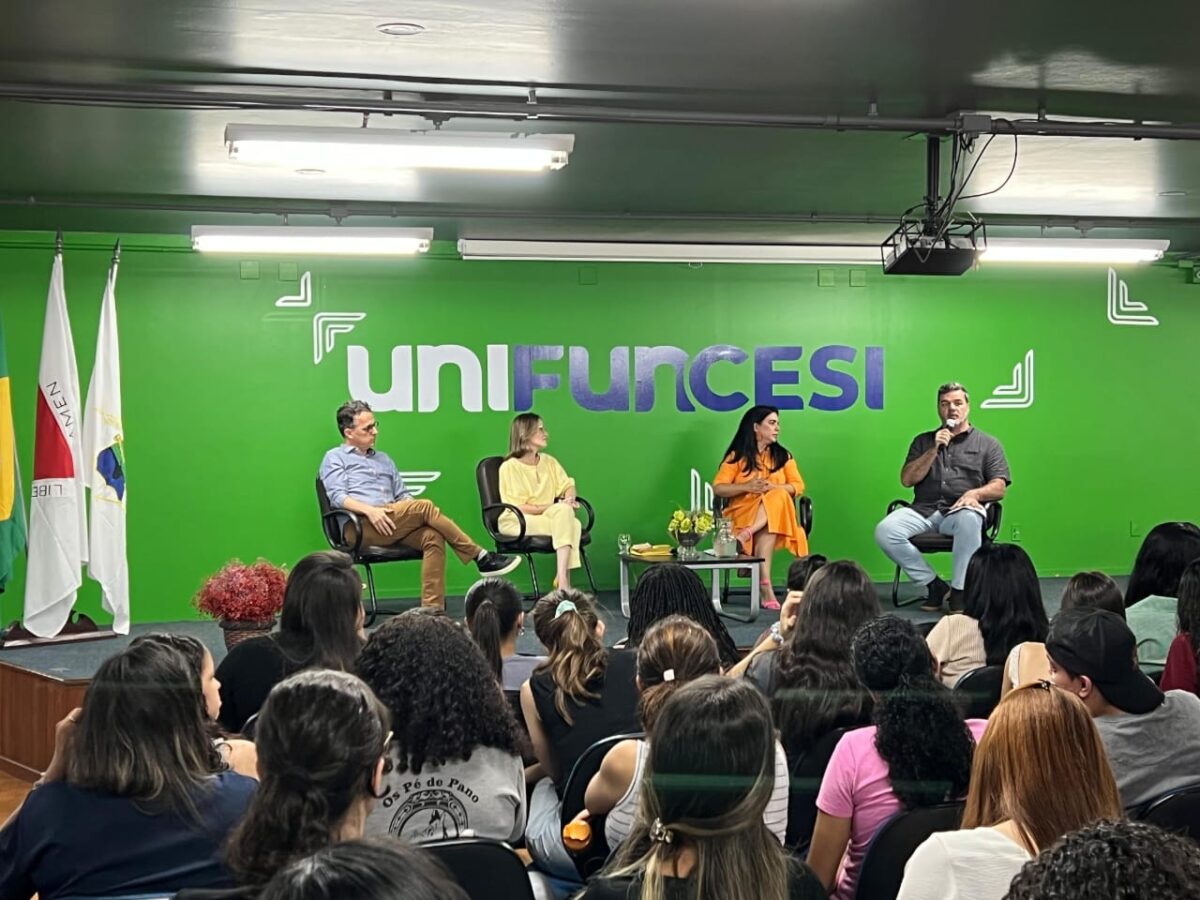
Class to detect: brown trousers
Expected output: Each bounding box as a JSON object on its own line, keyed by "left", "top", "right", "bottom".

{"left": 356, "top": 498, "right": 483, "bottom": 607}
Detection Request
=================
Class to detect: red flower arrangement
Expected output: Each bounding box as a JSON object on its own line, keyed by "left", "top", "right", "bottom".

{"left": 193, "top": 559, "right": 288, "bottom": 623}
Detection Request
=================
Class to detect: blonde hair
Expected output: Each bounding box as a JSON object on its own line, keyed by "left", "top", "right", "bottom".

{"left": 961, "top": 682, "right": 1122, "bottom": 853}
{"left": 506, "top": 413, "right": 542, "bottom": 459}
{"left": 532, "top": 589, "right": 606, "bottom": 724}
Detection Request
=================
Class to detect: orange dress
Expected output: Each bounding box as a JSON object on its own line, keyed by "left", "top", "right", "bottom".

{"left": 713, "top": 451, "right": 808, "bottom": 557}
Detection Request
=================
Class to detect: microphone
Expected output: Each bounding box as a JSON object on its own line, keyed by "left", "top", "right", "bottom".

{"left": 939, "top": 418, "right": 959, "bottom": 455}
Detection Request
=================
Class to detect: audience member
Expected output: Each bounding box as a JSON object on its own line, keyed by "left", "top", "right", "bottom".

{"left": 785, "top": 554, "right": 828, "bottom": 605}
{"left": 210, "top": 670, "right": 391, "bottom": 894}
{"left": 522, "top": 589, "right": 639, "bottom": 880}
{"left": 578, "top": 676, "right": 826, "bottom": 900}
{"left": 926, "top": 543, "right": 1048, "bottom": 688}
{"left": 585, "top": 617, "right": 788, "bottom": 849}
{"left": 808, "top": 615, "right": 981, "bottom": 900}
{"left": 1160, "top": 558, "right": 1200, "bottom": 695}
{"left": 464, "top": 576, "right": 545, "bottom": 691}
{"left": 356, "top": 612, "right": 527, "bottom": 844}
{"left": 1124, "top": 521, "right": 1200, "bottom": 664}
{"left": 622, "top": 563, "right": 740, "bottom": 668}
{"left": 728, "top": 554, "right": 828, "bottom": 678}
{"left": 0, "top": 641, "right": 256, "bottom": 899}
{"left": 897, "top": 682, "right": 1122, "bottom": 900}
{"left": 1046, "top": 607, "right": 1200, "bottom": 807}
{"left": 498, "top": 412, "right": 584, "bottom": 590}
{"left": 216, "top": 550, "right": 366, "bottom": 732}
{"left": 260, "top": 838, "right": 469, "bottom": 900}
{"left": 1002, "top": 820, "right": 1200, "bottom": 900}
{"left": 1001, "top": 571, "right": 1124, "bottom": 697}
{"left": 132, "top": 632, "right": 257, "bottom": 778}
{"left": 744, "top": 560, "right": 877, "bottom": 762}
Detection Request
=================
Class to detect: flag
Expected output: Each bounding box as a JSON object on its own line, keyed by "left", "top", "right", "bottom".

{"left": 0, "top": 310, "right": 26, "bottom": 590}
{"left": 23, "top": 251, "right": 88, "bottom": 637}
{"left": 83, "top": 255, "right": 129, "bottom": 633}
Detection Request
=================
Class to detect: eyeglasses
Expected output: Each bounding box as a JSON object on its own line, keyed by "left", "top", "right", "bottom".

{"left": 359, "top": 423, "right": 379, "bottom": 433}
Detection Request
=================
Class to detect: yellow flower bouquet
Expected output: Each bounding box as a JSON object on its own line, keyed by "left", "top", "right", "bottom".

{"left": 667, "top": 508, "right": 715, "bottom": 560}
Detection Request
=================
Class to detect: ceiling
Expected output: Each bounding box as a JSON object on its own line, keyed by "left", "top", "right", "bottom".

{"left": 2, "top": 0, "right": 1199, "bottom": 251}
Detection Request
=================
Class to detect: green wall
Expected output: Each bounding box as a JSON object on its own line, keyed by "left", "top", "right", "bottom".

{"left": 1, "top": 231, "right": 1197, "bottom": 626}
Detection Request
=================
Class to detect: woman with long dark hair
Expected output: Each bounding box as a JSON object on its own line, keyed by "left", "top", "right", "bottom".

{"left": 623, "top": 563, "right": 740, "bottom": 668}
{"left": 216, "top": 550, "right": 366, "bottom": 731}
{"left": 578, "top": 676, "right": 825, "bottom": 900}
{"left": 1161, "top": 559, "right": 1200, "bottom": 694}
{"left": 1125, "top": 521, "right": 1200, "bottom": 665}
{"left": 746, "top": 560, "right": 877, "bottom": 762}
{"left": 521, "top": 589, "right": 639, "bottom": 880}
{"left": 712, "top": 404, "right": 808, "bottom": 609}
{"left": 464, "top": 576, "right": 545, "bottom": 691}
{"left": 0, "top": 641, "right": 256, "bottom": 899}
{"left": 807, "top": 615, "right": 982, "bottom": 900}
{"left": 897, "top": 683, "right": 1122, "bottom": 900}
{"left": 355, "top": 612, "right": 527, "bottom": 844}
{"left": 926, "top": 542, "right": 1048, "bottom": 687}
{"left": 498, "top": 412, "right": 583, "bottom": 589}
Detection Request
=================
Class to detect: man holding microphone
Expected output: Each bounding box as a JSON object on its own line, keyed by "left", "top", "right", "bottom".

{"left": 874, "top": 382, "right": 1011, "bottom": 612}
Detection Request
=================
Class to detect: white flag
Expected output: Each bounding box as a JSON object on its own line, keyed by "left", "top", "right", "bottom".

{"left": 83, "top": 257, "right": 129, "bottom": 633}
{"left": 23, "top": 251, "right": 88, "bottom": 637}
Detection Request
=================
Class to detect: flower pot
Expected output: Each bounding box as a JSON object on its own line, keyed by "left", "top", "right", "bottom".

{"left": 220, "top": 618, "right": 275, "bottom": 651}
{"left": 675, "top": 531, "right": 703, "bottom": 562}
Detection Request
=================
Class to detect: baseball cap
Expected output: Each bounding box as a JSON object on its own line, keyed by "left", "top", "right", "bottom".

{"left": 1045, "top": 607, "right": 1164, "bottom": 715}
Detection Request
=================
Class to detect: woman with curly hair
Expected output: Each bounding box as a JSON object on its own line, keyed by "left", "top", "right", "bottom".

{"left": 356, "top": 611, "right": 527, "bottom": 845}
{"left": 745, "top": 560, "right": 878, "bottom": 762}
{"left": 926, "top": 542, "right": 1048, "bottom": 687}
{"left": 216, "top": 550, "right": 367, "bottom": 732}
{"left": 808, "top": 615, "right": 983, "bottom": 900}
{"left": 897, "top": 682, "right": 1122, "bottom": 900}
{"left": 622, "top": 563, "right": 740, "bottom": 669}
{"left": 522, "top": 589, "right": 639, "bottom": 879}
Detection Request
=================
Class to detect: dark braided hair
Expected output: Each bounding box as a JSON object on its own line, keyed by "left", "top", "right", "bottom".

{"left": 226, "top": 670, "right": 391, "bottom": 886}
{"left": 852, "top": 615, "right": 975, "bottom": 810}
{"left": 626, "top": 564, "right": 739, "bottom": 668}
{"left": 355, "top": 612, "right": 522, "bottom": 774}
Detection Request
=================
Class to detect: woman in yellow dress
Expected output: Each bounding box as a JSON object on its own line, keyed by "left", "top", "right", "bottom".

{"left": 498, "top": 413, "right": 583, "bottom": 590}
{"left": 713, "top": 405, "right": 808, "bottom": 610}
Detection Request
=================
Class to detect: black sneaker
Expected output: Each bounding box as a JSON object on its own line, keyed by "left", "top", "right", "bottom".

{"left": 947, "top": 588, "right": 966, "bottom": 614}
{"left": 918, "top": 578, "right": 951, "bottom": 613}
{"left": 477, "top": 552, "right": 521, "bottom": 577}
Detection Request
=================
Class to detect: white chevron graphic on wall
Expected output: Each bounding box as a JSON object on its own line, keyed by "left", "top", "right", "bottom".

{"left": 275, "top": 271, "right": 313, "bottom": 308}
{"left": 690, "top": 468, "right": 715, "bottom": 513}
{"left": 980, "top": 349, "right": 1035, "bottom": 409}
{"left": 312, "top": 312, "right": 366, "bottom": 364}
{"left": 1107, "top": 268, "right": 1158, "bottom": 326}
{"left": 397, "top": 471, "right": 441, "bottom": 497}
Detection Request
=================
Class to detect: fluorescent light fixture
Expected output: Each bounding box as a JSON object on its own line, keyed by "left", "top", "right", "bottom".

{"left": 457, "top": 240, "right": 881, "bottom": 264}
{"left": 225, "top": 125, "right": 575, "bottom": 172}
{"left": 191, "top": 226, "right": 434, "bottom": 256}
{"left": 979, "top": 238, "right": 1169, "bottom": 264}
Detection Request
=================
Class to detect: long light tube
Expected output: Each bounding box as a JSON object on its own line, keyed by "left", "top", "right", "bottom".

{"left": 979, "top": 238, "right": 1169, "bottom": 264}
{"left": 457, "top": 239, "right": 881, "bottom": 264}
{"left": 225, "top": 125, "right": 575, "bottom": 172}
{"left": 191, "top": 226, "right": 434, "bottom": 256}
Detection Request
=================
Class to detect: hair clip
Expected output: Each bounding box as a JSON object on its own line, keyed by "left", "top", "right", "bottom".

{"left": 1034, "top": 678, "right": 1054, "bottom": 691}
{"left": 662, "top": 668, "right": 676, "bottom": 682}
{"left": 649, "top": 817, "right": 675, "bottom": 845}
{"left": 554, "top": 599, "right": 578, "bottom": 620}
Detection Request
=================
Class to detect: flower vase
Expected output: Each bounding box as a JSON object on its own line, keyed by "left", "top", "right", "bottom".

{"left": 220, "top": 618, "right": 275, "bottom": 651}
{"left": 676, "top": 532, "right": 702, "bottom": 562}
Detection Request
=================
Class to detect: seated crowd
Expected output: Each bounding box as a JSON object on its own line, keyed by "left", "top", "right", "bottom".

{"left": 6, "top": 519, "right": 1200, "bottom": 900}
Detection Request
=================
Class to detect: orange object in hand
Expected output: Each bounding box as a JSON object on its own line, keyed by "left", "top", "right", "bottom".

{"left": 562, "top": 818, "right": 592, "bottom": 853}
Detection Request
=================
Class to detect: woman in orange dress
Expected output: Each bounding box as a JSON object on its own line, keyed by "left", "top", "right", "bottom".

{"left": 713, "top": 405, "right": 808, "bottom": 610}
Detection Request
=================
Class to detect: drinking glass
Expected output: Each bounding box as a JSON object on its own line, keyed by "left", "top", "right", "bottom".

{"left": 617, "top": 533, "right": 632, "bottom": 555}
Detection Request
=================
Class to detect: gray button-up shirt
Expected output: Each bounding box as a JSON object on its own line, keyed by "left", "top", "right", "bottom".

{"left": 318, "top": 444, "right": 412, "bottom": 509}
{"left": 905, "top": 426, "right": 1011, "bottom": 516}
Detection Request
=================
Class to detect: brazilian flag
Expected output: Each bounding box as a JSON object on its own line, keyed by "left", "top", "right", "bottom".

{"left": 0, "top": 311, "right": 26, "bottom": 590}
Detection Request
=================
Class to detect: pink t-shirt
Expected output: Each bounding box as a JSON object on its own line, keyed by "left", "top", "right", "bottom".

{"left": 815, "top": 718, "right": 988, "bottom": 900}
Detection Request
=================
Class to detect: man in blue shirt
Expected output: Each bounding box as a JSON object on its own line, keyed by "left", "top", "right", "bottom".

{"left": 320, "top": 400, "right": 519, "bottom": 608}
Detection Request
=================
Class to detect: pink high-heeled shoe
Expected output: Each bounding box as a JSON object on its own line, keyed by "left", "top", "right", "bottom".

{"left": 761, "top": 580, "right": 781, "bottom": 611}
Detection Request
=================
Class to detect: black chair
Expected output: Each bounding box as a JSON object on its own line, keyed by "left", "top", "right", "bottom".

{"left": 786, "top": 726, "right": 854, "bottom": 851}
{"left": 238, "top": 712, "right": 260, "bottom": 740}
{"left": 953, "top": 664, "right": 1005, "bottom": 720}
{"left": 1133, "top": 781, "right": 1200, "bottom": 842}
{"left": 316, "top": 477, "right": 424, "bottom": 626}
{"left": 559, "top": 732, "right": 645, "bottom": 880}
{"left": 714, "top": 494, "right": 814, "bottom": 604}
{"left": 886, "top": 499, "right": 1003, "bottom": 607}
{"left": 475, "top": 456, "right": 597, "bottom": 599}
{"left": 424, "top": 838, "right": 536, "bottom": 900}
{"left": 854, "top": 802, "right": 965, "bottom": 900}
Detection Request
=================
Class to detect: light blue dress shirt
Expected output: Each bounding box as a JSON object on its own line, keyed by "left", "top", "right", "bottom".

{"left": 318, "top": 444, "right": 412, "bottom": 509}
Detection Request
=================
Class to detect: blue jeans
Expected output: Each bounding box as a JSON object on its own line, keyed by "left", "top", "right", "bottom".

{"left": 874, "top": 506, "right": 985, "bottom": 590}
{"left": 525, "top": 777, "right": 580, "bottom": 883}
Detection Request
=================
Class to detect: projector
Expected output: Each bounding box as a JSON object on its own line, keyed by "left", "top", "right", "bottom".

{"left": 882, "top": 219, "right": 984, "bottom": 276}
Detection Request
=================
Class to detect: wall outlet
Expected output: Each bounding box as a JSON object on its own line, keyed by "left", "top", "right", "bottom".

{"left": 1130, "top": 521, "right": 1143, "bottom": 537}
{"left": 1010, "top": 524, "right": 1022, "bottom": 542}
